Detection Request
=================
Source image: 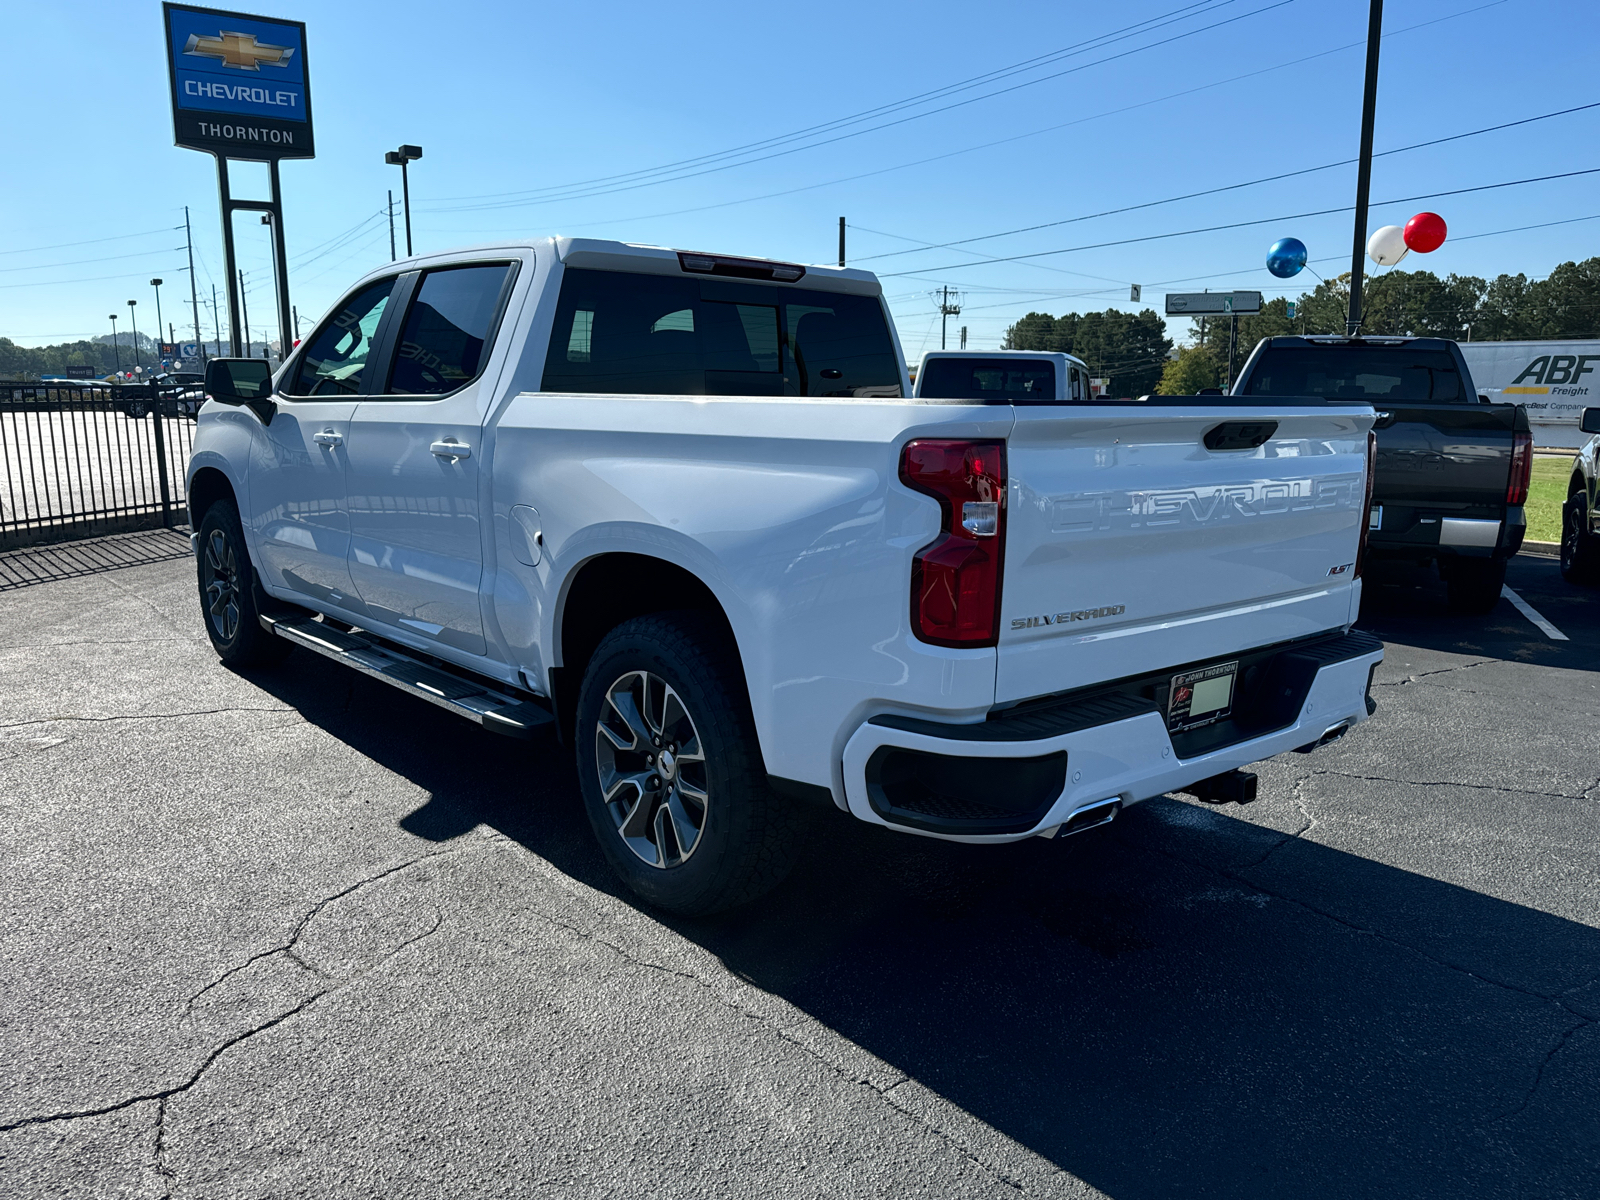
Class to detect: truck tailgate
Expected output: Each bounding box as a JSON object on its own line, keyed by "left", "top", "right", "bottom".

{"left": 998, "top": 404, "right": 1372, "bottom": 705}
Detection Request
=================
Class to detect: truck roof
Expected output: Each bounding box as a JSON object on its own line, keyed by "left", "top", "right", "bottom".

{"left": 351, "top": 236, "right": 885, "bottom": 298}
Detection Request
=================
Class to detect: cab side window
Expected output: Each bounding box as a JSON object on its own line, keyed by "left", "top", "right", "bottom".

{"left": 1070, "top": 368, "right": 1083, "bottom": 400}
{"left": 288, "top": 278, "right": 395, "bottom": 396}
{"left": 388, "top": 263, "right": 515, "bottom": 396}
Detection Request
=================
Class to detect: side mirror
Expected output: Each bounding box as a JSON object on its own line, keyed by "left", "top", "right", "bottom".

{"left": 1581, "top": 408, "right": 1600, "bottom": 435}
{"left": 204, "top": 358, "right": 275, "bottom": 423}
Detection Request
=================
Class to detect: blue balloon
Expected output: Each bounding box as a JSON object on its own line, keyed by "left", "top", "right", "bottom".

{"left": 1266, "top": 237, "right": 1308, "bottom": 279}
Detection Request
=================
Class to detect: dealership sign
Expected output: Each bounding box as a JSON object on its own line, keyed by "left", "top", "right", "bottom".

{"left": 163, "top": 3, "right": 313, "bottom": 160}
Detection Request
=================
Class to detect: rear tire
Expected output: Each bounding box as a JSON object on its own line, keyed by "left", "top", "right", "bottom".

{"left": 1443, "top": 557, "right": 1507, "bottom": 614}
{"left": 1560, "top": 494, "right": 1599, "bottom": 585}
{"left": 574, "top": 612, "right": 808, "bottom": 915}
{"left": 196, "top": 500, "right": 290, "bottom": 668}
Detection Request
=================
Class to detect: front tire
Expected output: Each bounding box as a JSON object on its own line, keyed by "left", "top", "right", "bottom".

{"left": 1560, "top": 494, "right": 1599, "bottom": 585}
{"left": 196, "top": 500, "right": 290, "bottom": 668}
{"left": 1443, "top": 556, "right": 1507, "bottom": 614}
{"left": 574, "top": 612, "right": 808, "bottom": 915}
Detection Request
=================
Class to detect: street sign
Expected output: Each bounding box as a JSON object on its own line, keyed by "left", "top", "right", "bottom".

{"left": 1130, "top": 284, "right": 1141, "bottom": 303}
{"left": 163, "top": 4, "right": 314, "bottom": 161}
{"left": 1164, "top": 291, "right": 1262, "bottom": 316}
{"left": 1286, "top": 301, "right": 1298, "bottom": 320}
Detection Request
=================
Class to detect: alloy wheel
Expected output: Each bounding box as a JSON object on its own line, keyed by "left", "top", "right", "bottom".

{"left": 594, "top": 670, "right": 709, "bottom": 869}
{"left": 203, "top": 529, "right": 241, "bottom": 643}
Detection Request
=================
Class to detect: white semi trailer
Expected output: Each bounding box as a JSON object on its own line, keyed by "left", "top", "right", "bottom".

{"left": 1459, "top": 340, "right": 1600, "bottom": 449}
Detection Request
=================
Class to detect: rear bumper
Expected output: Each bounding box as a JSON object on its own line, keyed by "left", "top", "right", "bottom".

{"left": 840, "top": 629, "right": 1383, "bottom": 843}
{"left": 1369, "top": 505, "right": 1525, "bottom": 561}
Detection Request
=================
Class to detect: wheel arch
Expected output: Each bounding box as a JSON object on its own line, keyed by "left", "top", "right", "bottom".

{"left": 550, "top": 552, "right": 741, "bottom": 742}
{"left": 187, "top": 465, "right": 237, "bottom": 529}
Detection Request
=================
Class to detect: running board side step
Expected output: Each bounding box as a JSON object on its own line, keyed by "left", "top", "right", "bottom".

{"left": 259, "top": 614, "right": 554, "bottom": 739}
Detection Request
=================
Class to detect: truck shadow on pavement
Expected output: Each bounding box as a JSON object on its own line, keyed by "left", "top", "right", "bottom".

{"left": 247, "top": 654, "right": 1600, "bottom": 1200}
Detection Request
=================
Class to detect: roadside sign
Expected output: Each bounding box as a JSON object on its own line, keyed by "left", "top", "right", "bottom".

{"left": 1287, "top": 301, "right": 1297, "bottom": 320}
{"left": 1164, "top": 291, "right": 1262, "bottom": 316}
{"left": 163, "top": 3, "right": 314, "bottom": 161}
{"left": 181, "top": 343, "right": 200, "bottom": 358}
{"left": 65, "top": 366, "right": 95, "bottom": 379}
{"left": 1130, "top": 284, "right": 1141, "bottom": 303}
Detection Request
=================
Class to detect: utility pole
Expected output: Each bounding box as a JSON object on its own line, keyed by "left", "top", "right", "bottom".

{"left": 960, "top": 326, "right": 968, "bottom": 350}
{"left": 292, "top": 305, "right": 301, "bottom": 343}
{"left": 388, "top": 191, "right": 397, "bottom": 261}
{"left": 184, "top": 206, "right": 203, "bottom": 361}
{"left": 238, "top": 269, "right": 251, "bottom": 356}
{"left": 838, "top": 217, "right": 845, "bottom": 268}
{"left": 934, "top": 285, "right": 962, "bottom": 350}
{"left": 108, "top": 314, "right": 120, "bottom": 372}
{"left": 211, "top": 284, "right": 222, "bottom": 358}
{"left": 1347, "top": 0, "right": 1384, "bottom": 335}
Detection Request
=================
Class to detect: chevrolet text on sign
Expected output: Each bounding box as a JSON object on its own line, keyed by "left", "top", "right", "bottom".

{"left": 163, "top": 3, "right": 314, "bottom": 160}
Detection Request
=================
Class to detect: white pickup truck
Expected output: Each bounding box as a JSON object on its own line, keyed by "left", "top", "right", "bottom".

{"left": 188, "top": 237, "right": 1383, "bottom": 913}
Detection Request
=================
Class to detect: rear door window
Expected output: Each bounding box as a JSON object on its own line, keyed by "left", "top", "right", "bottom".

{"left": 288, "top": 278, "right": 395, "bottom": 396}
{"left": 388, "top": 263, "right": 515, "bottom": 395}
{"left": 919, "top": 357, "right": 1058, "bottom": 403}
{"left": 541, "top": 268, "right": 901, "bottom": 397}
{"left": 1242, "top": 348, "right": 1465, "bottom": 401}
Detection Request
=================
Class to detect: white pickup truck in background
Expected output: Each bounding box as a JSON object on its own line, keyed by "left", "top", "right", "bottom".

{"left": 915, "top": 349, "right": 1098, "bottom": 403}
{"left": 188, "top": 237, "right": 1383, "bottom": 913}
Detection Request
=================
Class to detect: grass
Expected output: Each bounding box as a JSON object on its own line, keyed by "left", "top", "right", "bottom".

{"left": 1527, "top": 455, "right": 1577, "bottom": 544}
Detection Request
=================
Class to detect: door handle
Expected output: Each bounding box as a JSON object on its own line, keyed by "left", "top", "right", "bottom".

{"left": 430, "top": 439, "right": 471, "bottom": 460}
{"left": 313, "top": 430, "right": 343, "bottom": 447}
{"left": 1373, "top": 411, "right": 1396, "bottom": 429}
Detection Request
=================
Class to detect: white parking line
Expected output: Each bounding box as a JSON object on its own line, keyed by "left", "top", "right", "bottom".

{"left": 1503, "top": 586, "right": 1569, "bottom": 641}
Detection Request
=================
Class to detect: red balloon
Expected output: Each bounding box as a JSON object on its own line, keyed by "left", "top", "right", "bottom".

{"left": 1404, "top": 212, "right": 1447, "bottom": 253}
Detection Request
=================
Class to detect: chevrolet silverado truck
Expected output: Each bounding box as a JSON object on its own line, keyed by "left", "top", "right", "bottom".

{"left": 914, "top": 349, "right": 1097, "bottom": 402}
{"left": 1231, "top": 335, "right": 1532, "bottom": 613}
{"left": 187, "top": 238, "right": 1383, "bottom": 914}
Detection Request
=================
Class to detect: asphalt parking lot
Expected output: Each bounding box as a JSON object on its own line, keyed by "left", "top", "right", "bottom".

{"left": 1, "top": 543, "right": 1596, "bottom": 1199}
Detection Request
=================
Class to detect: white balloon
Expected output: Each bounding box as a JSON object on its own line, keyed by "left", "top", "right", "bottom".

{"left": 1366, "top": 224, "right": 1410, "bottom": 267}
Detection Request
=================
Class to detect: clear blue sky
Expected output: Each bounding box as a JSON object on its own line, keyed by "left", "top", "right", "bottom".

{"left": 3, "top": 0, "right": 1596, "bottom": 359}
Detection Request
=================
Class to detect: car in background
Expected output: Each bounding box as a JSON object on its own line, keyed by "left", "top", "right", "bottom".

{"left": 1560, "top": 406, "right": 1600, "bottom": 583}
{"left": 914, "top": 350, "right": 1097, "bottom": 402}
{"left": 1231, "top": 335, "right": 1532, "bottom": 613}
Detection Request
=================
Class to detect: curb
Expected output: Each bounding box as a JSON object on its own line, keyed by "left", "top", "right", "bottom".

{"left": 1521, "top": 540, "right": 1560, "bottom": 559}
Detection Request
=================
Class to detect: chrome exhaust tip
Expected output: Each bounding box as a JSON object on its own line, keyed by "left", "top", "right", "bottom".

{"left": 1057, "top": 798, "right": 1121, "bottom": 837}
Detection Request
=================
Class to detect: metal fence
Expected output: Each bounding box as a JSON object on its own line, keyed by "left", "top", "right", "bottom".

{"left": 0, "top": 382, "right": 197, "bottom": 549}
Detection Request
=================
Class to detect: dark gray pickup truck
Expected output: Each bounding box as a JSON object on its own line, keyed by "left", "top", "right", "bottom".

{"left": 1232, "top": 336, "right": 1532, "bottom": 612}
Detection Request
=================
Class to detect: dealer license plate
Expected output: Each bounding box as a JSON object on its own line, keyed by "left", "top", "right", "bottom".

{"left": 1167, "top": 661, "right": 1238, "bottom": 732}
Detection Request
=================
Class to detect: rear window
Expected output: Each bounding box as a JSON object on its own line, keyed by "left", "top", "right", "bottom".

{"left": 541, "top": 268, "right": 901, "bottom": 397}
{"left": 919, "top": 357, "right": 1058, "bottom": 402}
{"left": 1241, "top": 347, "right": 1465, "bottom": 402}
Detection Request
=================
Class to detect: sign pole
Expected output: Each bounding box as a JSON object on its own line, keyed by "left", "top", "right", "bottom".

{"left": 269, "top": 157, "right": 292, "bottom": 361}
{"left": 216, "top": 155, "right": 243, "bottom": 356}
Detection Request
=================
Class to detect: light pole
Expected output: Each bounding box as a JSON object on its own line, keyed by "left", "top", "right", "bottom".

{"left": 127, "top": 300, "right": 141, "bottom": 370}
{"left": 238, "top": 269, "right": 252, "bottom": 356}
{"left": 150, "top": 278, "right": 165, "bottom": 361}
{"left": 108, "top": 314, "right": 120, "bottom": 372}
{"left": 384, "top": 144, "right": 422, "bottom": 257}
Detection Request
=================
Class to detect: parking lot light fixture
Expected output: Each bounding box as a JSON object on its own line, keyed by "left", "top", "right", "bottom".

{"left": 127, "top": 300, "right": 141, "bottom": 368}
{"left": 384, "top": 144, "right": 422, "bottom": 257}
{"left": 108, "top": 314, "right": 120, "bottom": 372}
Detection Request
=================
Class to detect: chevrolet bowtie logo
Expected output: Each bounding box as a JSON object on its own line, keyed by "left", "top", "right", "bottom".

{"left": 183, "top": 30, "right": 294, "bottom": 71}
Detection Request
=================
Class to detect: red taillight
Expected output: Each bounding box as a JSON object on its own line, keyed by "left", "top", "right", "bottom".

{"left": 1507, "top": 430, "right": 1533, "bottom": 506}
{"left": 901, "top": 439, "right": 1006, "bottom": 647}
{"left": 1354, "top": 429, "right": 1378, "bottom": 581}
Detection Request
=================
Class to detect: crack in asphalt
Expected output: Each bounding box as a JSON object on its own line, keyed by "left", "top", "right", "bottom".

{"left": 0, "top": 860, "right": 451, "bottom": 1138}
{"left": 1313, "top": 767, "right": 1591, "bottom": 801}
{"left": 517, "top": 892, "right": 1036, "bottom": 1193}
{"left": 0, "top": 706, "right": 298, "bottom": 731}
{"left": 182, "top": 845, "right": 467, "bottom": 1016}
{"left": 1372, "top": 658, "right": 1498, "bottom": 687}
{"left": 1492, "top": 1018, "right": 1591, "bottom": 1123}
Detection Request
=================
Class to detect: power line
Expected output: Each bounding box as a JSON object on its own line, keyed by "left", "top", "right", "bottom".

{"left": 882, "top": 167, "right": 1600, "bottom": 277}
{"left": 422, "top": 0, "right": 1246, "bottom": 208}
{"left": 0, "top": 267, "right": 187, "bottom": 292}
{"left": 0, "top": 226, "right": 183, "bottom": 259}
{"left": 0, "top": 246, "right": 189, "bottom": 275}
{"left": 857, "top": 100, "right": 1600, "bottom": 264}
{"left": 425, "top": 0, "right": 1300, "bottom": 214}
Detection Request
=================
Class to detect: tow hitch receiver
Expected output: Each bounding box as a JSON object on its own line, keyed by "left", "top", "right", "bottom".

{"left": 1183, "top": 769, "right": 1258, "bottom": 805}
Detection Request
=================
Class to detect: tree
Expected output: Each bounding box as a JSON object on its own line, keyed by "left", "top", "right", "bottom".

{"left": 1157, "top": 346, "right": 1223, "bottom": 395}
{"left": 1002, "top": 307, "right": 1172, "bottom": 397}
